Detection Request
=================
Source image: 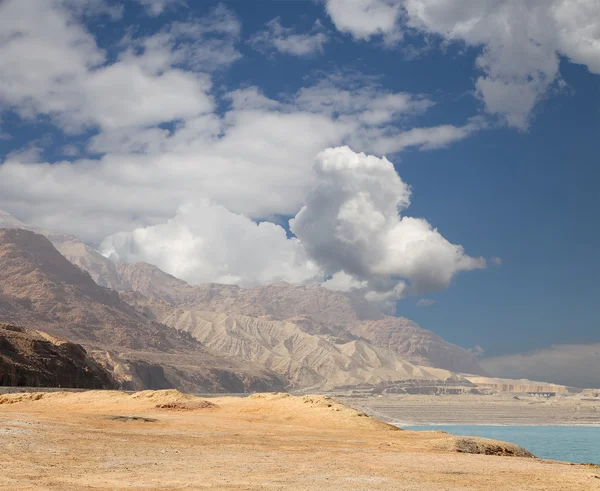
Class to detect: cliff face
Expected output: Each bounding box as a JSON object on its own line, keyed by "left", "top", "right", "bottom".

{"left": 0, "top": 323, "right": 116, "bottom": 389}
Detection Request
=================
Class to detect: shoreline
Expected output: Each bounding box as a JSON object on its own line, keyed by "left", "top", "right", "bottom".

{"left": 2, "top": 389, "right": 599, "bottom": 489}
{"left": 396, "top": 422, "right": 600, "bottom": 427}
{"left": 333, "top": 393, "right": 600, "bottom": 427}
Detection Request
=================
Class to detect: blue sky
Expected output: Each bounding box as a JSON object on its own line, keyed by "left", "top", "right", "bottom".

{"left": 0, "top": 0, "right": 598, "bottom": 357}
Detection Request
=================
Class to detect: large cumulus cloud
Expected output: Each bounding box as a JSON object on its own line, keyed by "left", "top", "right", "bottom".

{"left": 291, "top": 147, "right": 485, "bottom": 294}
{"left": 101, "top": 147, "right": 485, "bottom": 312}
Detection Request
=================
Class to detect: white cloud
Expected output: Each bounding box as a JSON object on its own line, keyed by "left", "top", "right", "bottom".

{"left": 324, "top": 0, "right": 600, "bottom": 129}
{"left": 250, "top": 18, "right": 329, "bottom": 57}
{"left": 135, "top": 0, "right": 182, "bottom": 17}
{"left": 101, "top": 200, "right": 321, "bottom": 286}
{"left": 0, "top": 74, "right": 477, "bottom": 243}
{"left": 0, "top": 0, "right": 105, "bottom": 120}
{"left": 294, "top": 75, "right": 433, "bottom": 124}
{"left": 481, "top": 344, "right": 600, "bottom": 389}
{"left": 290, "top": 147, "right": 485, "bottom": 294}
{"left": 101, "top": 147, "right": 484, "bottom": 311}
{"left": 322, "top": 271, "right": 368, "bottom": 292}
{"left": 83, "top": 63, "right": 213, "bottom": 131}
{"left": 0, "top": 0, "right": 485, "bottom": 307}
{"left": 417, "top": 298, "right": 435, "bottom": 307}
{"left": 324, "top": 0, "right": 403, "bottom": 42}
{"left": 0, "top": 1, "right": 238, "bottom": 132}
{"left": 348, "top": 117, "right": 487, "bottom": 154}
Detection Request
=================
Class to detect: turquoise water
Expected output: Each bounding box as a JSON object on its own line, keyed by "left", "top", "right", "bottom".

{"left": 402, "top": 425, "right": 600, "bottom": 464}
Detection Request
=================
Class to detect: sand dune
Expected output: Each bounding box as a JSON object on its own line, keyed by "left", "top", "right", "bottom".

{"left": 1, "top": 390, "right": 598, "bottom": 490}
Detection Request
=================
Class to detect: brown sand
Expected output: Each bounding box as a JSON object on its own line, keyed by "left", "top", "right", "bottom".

{"left": 1, "top": 390, "right": 599, "bottom": 490}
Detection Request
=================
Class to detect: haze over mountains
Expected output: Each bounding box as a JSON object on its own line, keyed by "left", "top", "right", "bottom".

{"left": 481, "top": 345, "right": 600, "bottom": 390}
{"left": 0, "top": 210, "right": 595, "bottom": 390}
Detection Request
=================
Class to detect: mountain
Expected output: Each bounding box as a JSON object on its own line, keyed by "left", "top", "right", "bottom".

{"left": 122, "top": 291, "right": 453, "bottom": 389}
{"left": 0, "top": 211, "right": 128, "bottom": 291}
{"left": 48, "top": 232, "right": 131, "bottom": 291}
{"left": 112, "top": 262, "right": 365, "bottom": 327}
{"left": 109, "top": 262, "right": 486, "bottom": 375}
{"left": 349, "top": 317, "right": 486, "bottom": 375}
{"left": 0, "top": 228, "right": 193, "bottom": 350}
{"left": 0, "top": 210, "right": 487, "bottom": 380}
{"left": 0, "top": 228, "right": 285, "bottom": 392}
{"left": 0, "top": 322, "right": 116, "bottom": 389}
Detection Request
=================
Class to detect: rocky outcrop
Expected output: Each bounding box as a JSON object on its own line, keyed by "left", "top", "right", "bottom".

{"left": 0, "top": 323, "right": 116, "bottom": 388}
{"left": 452, "top": 437, "right": 534, "bottom": 457}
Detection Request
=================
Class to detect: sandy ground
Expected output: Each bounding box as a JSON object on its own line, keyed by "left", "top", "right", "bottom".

{"left": 1, "top": 390, "right": 599, "bottom": 491}
{"left": 334, "top": 393, "right": 600, "bottom": 426}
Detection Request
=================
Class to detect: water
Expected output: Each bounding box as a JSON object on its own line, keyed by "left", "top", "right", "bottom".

{"left": 402, "top": 425, "right": 600, "bottom": 464}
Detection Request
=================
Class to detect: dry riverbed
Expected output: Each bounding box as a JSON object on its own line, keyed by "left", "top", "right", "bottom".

{"left": 1, "top": 390, "right": 599, "bottom": 490}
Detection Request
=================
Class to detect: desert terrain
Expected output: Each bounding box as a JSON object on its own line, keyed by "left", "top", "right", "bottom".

{"left": 1, "top": 390, "right": 599, "bottom": 490}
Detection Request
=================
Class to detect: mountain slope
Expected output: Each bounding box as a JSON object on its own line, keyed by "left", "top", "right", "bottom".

{"left": 122, "top": 291, "right": 453, "bottom": 389}
{"left": 114, "top": 262, "right": 366, "bottom": 326}
{"left": 113, "top": 262, "right": 486, "bottom": 375}
{"left": 0, "top": 322, "right": 116, "bottom": 389}
{"left": 349, "top": 317, "right": 486, "bottom": 375}
{"left": 0, "top": 210, "right": 487, "bottom": 378}
{"left": 0, "top": 228, "right": 285, "bottom": 392}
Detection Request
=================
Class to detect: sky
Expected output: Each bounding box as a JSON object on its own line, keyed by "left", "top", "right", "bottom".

{"left": 0, "top": 0, "right": 598, "bottom": 357}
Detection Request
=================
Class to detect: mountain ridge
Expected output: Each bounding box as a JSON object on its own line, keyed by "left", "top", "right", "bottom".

{"left": 0, "top": 228, "right": 286, "bottom": 392}
{"left": 0, "top": 210, "right": 487, "bottom": 381}
{"left": 110, "top": 261, "right": 486, "bottom": 375}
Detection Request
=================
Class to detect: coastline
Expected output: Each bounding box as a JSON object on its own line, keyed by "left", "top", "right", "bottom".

{"left": 2, "top": 389, "right": 599, "bottom": 490}
{"left": 333, "top": 393, "right": 600, "bottom": 427}
{"left": 397, "top": 423, "right": 600, "bottom": 465}
{"left": 396, "top": 422, "right": 600, "bottom": 427}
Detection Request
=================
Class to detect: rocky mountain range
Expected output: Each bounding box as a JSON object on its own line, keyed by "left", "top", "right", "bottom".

{"left": 0, "top": 228, "right": 284, "bottom": 392}
{"left": 0, "top": 210, "right": 490, "bottom": 391}
{"left": 86, "top": 260, "right": 486, "bottom": 376}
